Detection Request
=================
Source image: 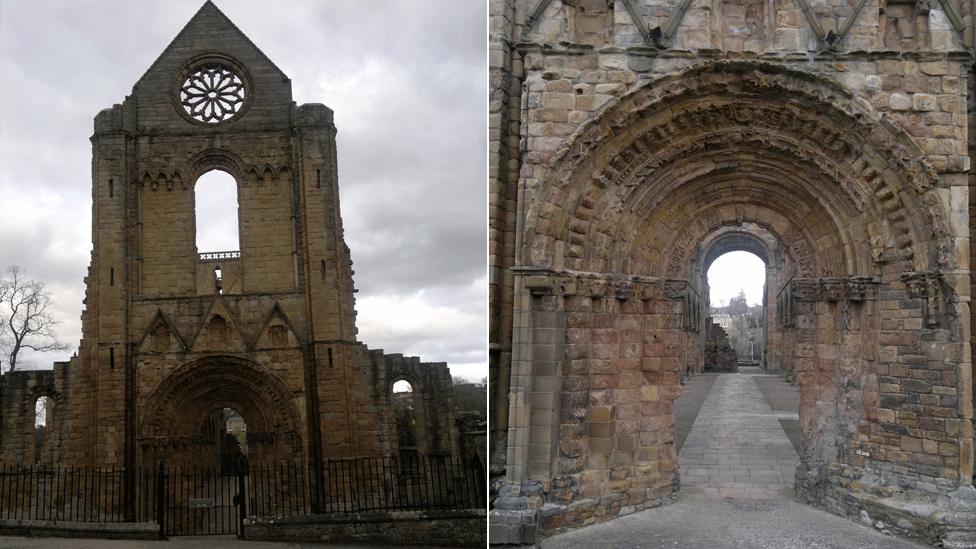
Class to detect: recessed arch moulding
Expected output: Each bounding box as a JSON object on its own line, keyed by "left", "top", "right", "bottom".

{"left": 498, "top": 62, "right": 974, "bottom": 542}
{"left": 697, "top": 225, "right": 779, "bottom": 372}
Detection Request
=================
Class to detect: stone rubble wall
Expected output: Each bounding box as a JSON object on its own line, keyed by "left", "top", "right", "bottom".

{"left": 703, "top": 321, "right": 738, "bottom": 372}
{"left": 244, "top": 509, "right": 487, "bottom": 547}
{"left": 0, "top": 363, "right": 72, "bottom": 464}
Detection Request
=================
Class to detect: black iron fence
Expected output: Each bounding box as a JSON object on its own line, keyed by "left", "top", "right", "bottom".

{"left": 0, "top": 456, "right": 485, "bottom": 536}
{"left": 161, "top": 466, "right": 241, "bottom": 536}
{"left": 250, "top": 456, "right": 485, "bottom": 517}
{"left": 0, "top": 464, "right": 150, "bottom": 523}
{"left": 322, "top": 455, "right": 485, "bottom": 513}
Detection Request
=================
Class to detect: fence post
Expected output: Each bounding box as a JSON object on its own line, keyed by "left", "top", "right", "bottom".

{"left": 155, "top": 463, "right": 166, "bottom": 540}
{"left": 473, "top": 458, "right": 486, "bottom": 508}
{"left": 237, "top": 467, "right": 246, "bottom": 539}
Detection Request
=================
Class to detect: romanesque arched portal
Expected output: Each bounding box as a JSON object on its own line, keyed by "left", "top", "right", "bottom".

{"left": 497, "top": 61, "right": 973, "bottom": 544}
{"left": 138, "top": 356, "right": 304, "bottom": 469}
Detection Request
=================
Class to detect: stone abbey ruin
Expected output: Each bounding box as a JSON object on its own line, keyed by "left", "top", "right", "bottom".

{"left": 490, "top": 0, "right": 976, "bottom": 546}
{"left": 0, "top": 3, "right": 482, "bottom": 539}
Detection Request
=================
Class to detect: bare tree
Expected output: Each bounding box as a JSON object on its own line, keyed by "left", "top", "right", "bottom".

{"left": 0, "top": 266, "right": 69, "bottom": 372}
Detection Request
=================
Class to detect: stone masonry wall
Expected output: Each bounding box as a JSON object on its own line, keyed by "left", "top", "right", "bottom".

{"left": 0, "top": 364, "right": 71, "bottom": 464}
{"left": 245, "top": 509, "right": 487, "bottom": 547}
{"left": 703, "top": 321, "right": 737, "bottom": 372}
{"left": 490, "top": 0, "right": 974, "bottom": 544}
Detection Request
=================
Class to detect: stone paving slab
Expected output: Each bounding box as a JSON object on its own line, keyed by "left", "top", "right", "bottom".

{"left": 753, "top": 374, "right": 803, "bottom": 452}
{"left": 540, "top": 370, "right": 925, "bottom": 548}
{"left": 678, "top": 372, "right": 798, "bottom": 499}
{"left": 538, "top": 495, "right": 926, "bottom": 548}
{"left": 674, "top": 374, "right": 718, "bottom": 452}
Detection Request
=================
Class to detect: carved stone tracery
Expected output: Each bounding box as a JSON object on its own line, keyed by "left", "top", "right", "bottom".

{"left": 178, "top": 62, "right": 247, "bottom": 124}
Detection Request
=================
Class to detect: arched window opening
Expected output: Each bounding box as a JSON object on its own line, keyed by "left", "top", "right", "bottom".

{"left": 706, "top": 251, "right": 766, "bottom": 368}
{"left": 195, "top": 170, "right": 240, "bottom": 255}
{"left": 393, "top": 380, "right": 418, "bottom": 461}
{"left": 204, "top": 407, "right": 248, "bottom": 474}
{"left": 34, "top": 396, "right": 52, "bottom": 462}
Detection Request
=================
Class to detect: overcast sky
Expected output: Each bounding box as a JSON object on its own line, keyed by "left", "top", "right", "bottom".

{"left": 0, "top": 0, "right": 487, "bottom": 381}
{"left": 708, "top": 251, "right": 766, "bottom": 307}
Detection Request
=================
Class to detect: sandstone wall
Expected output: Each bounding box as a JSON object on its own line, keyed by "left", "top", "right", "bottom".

{"left": 490, "top": 0, "right": 975, "bottom": 543}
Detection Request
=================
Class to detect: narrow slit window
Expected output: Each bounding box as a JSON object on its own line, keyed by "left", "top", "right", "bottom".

{"left": 327, "top": 347, "right": 334, "bottom": 368}
{"left": 110, "top": 267, "right": 114, "bottom": 286}
{"left": 108, "top": 178, "right": 114, "bottom": 198}
{"left": 320, "top": 259, "right": 326, "bottom": 279}
{"left": 214, "top": 265, "right": 223, "bottom": 294}
{"left": 316, "top": 169, "right": 321, "bottom": 189}
{"left": 109, "top": 347, "right": 115, "bottom": 370}
{"left": 35, "top": 396, "right": 51, "bottom": 431}
{"left": 392, "top": 380, "right": 418, "bottom": 456}
{"left": 34, "top": 396, "right": 52, "bottom": 462}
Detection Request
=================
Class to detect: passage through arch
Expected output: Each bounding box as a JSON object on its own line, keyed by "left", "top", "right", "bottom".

{"left": 501, "top": 61, "right": 965, "bottom": 536}
{"left": 705, "top": 251, "right": 766, "bottom": 370}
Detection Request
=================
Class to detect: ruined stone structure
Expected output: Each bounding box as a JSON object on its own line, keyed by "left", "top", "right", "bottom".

{"left": 703, "top": 321, "right": 737, "bottom": 372}
{"left": 1, "top": 0, "right": 466, "bottom": 501}
{"left": 490, "top": 0, "right": 976, "bottom": 545}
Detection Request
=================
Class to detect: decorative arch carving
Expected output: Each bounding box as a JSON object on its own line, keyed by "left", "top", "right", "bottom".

{"left": 699, "top": 228, "right": 772, "bottom": 274}
{"left": 521, "top": 61, "right": 951, "bottom": 279}
{"left": 186, "top": 148, "right": 246, "bottom": 185}
{"left": 139, "top": 356, "right": 303, "bottom": 464}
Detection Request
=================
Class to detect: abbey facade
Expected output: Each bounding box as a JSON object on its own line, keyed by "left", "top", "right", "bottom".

{"left": 0, "top": 1, "right": 465, "bottom": 509}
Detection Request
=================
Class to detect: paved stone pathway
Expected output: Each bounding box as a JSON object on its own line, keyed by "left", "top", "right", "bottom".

{"left": 540, "top": 369, "right": 924, "bottom": 548}
{"left": 679, "top": 368, "right": 798, "bottom": 499}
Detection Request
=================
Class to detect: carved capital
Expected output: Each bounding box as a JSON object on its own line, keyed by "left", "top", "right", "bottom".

{"left": 515, "top": 270, "right": 659, "bottom": 301}
{"left": 662, "top": 279, "right": 689, "bottom": 300}
{"left": 845, "top": 276, "right": 876, "bottom": 302}
{"left": 901, "top": 271, "right": 940, "bottom": 299}
{"left": 819, "top": 278, "right": 845, "bottom": 303}
{"left": 791, "top": 279, "right": 820, "bottom": 302}
{"left": 901, "top": 271, "right": 947, "bottom": 328}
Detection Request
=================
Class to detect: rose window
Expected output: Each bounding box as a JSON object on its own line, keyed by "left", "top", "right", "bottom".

{"left": 179, "top": 64, "right": 246, "bottom": 124}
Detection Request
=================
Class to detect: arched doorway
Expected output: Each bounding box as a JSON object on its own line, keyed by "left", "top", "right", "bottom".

{"left": 505, "top": 61, "right": 964, "bottom": 534}
{"left": 704, "top": 250, "right": 766, "bottom": 371}
{"left": 202, "top": 407, "right": 249, "bottom": 474}
{"left": 139, "top": 356, "right": 303, "bottom": 469}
